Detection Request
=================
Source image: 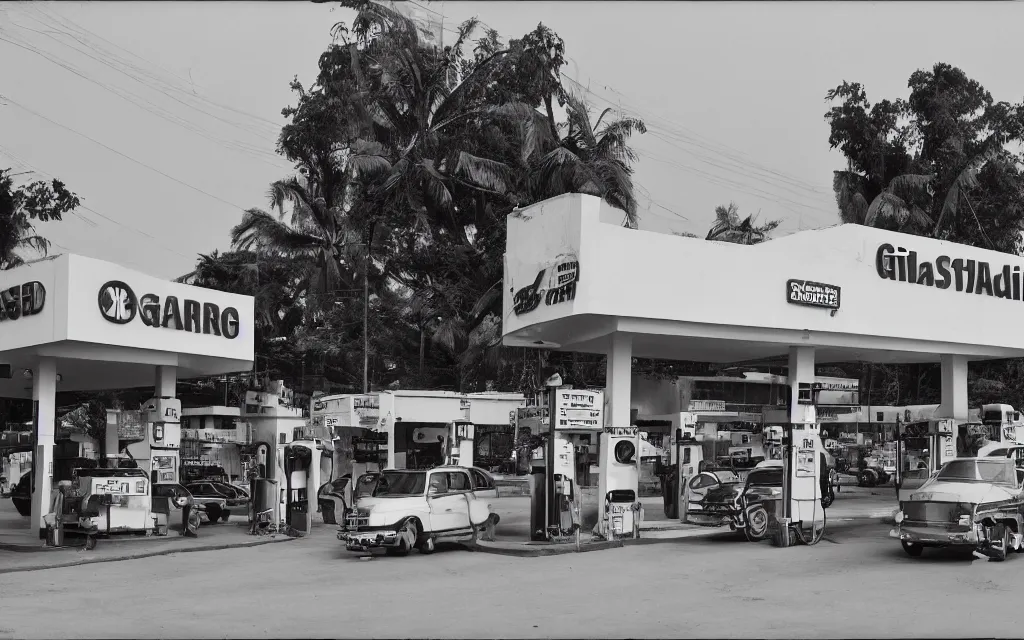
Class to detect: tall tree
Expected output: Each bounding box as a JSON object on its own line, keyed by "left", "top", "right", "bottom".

{"left": 0, "top": 169, "right": 80, "bottom": 269}
{"left": 825, "top": 63, "right": 1024, "bottom": 253}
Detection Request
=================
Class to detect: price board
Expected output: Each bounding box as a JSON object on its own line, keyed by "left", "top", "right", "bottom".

{"left": 555, "top": 390, "right": 604, "bottom": 430}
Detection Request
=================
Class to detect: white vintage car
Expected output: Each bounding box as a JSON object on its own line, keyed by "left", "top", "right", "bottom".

{"left": 338, "top": 466, "right": 500, "bottom": 555}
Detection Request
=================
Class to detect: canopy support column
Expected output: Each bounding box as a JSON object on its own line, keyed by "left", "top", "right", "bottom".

{"left": 29, "top": 356, "right": 57, "bottom": 537}
{"left": 936, "top": 354, "right": 969, "bottom": 421}
{"left": 597, "top": 333, "right": 634, "bottom": 537}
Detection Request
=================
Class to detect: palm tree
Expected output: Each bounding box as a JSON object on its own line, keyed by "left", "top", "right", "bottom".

{"left": 833, "top": 148, "right": 1006, "bottom": 247}
{"left": 832, "top": 169, "right": 934, "bottom": 232}
{"left": 705, "top": 203, "right": 780, "bottom": 245}
{"left": 230, "top": 176, "right": 361, "bottom": 305}
{"left": 343, "top": 4, "right": 524, "bottom": 246}
{"left": 506, "top": 92, "right": 647, "bottom": 228}
{"left": 176, "top": 249, "right": 307, "bottom": 337}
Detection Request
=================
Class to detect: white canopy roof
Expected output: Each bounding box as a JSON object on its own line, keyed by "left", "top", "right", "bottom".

{"left": 0, "top": 253, "right": 254, "bottom": 398}
{"left": 503, "top": 194, "right": 1024, "bottom": 365}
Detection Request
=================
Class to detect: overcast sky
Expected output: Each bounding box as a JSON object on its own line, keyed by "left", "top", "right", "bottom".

{"left": 2, "top": 2, "right": 1023, "bottom": 280}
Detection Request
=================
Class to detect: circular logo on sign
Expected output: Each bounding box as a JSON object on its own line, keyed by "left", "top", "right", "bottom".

{"left": 98, "top": 281, "right": 137, "bottom": 324}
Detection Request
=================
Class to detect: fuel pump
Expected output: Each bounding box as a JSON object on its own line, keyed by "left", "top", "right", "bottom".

{"left": 141, "top": 397, "right": 181, "bottom": 485}
{"left": 895, "top": 419, "right": 956, "bottom": 502}
{"left": 777, "top": 421, "right": 826, "bottom": 547}
{"left": 444, "top": 421, "right": 475, "bottom": 468}
{"left": 660, "top": 412, "right": 700, "bottom": 520}
{"left": 673, "top": 415, "right": 704, "bottom": 523}
{"left": 283, "top": 442, "right": 316, "bottom": 535}
{"left": 343, "top": 430, "right": 388, "bottom": 508}
{"left": 597, "top": 426, "right": 642, "bottom": 539}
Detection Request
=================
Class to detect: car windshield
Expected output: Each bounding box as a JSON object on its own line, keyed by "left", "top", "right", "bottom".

{"left": 747, "top": 469, "right": 783, "bottom": 487}
{"left": 936, "top": 459, "right": 1015, "bottom": 485}
{"left": 374, "top": 472, "right": 426, "bottom": 497}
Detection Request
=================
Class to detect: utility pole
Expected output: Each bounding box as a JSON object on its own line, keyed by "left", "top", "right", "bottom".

{"left": 363, "top": 245, "right": 369, "bottom": 395}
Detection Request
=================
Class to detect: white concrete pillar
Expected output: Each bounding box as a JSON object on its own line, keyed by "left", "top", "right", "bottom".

{"left": 597, "top": 333, "right": 633, "bottom": 536}
{"left": 785, "top": 346, "right": 822, "bottom": 528}
{"left": 606, "top": 333, "right": 633, "bottom": 428}
{"left": 787, "top": 346, "right": 817, "bottom": 424}
{"left": 937, "top": 354, "right": 969, "bottom": 421}
{"left": 155, "top": 365, "right": 177, "bottom": 398}
{"left": 29, "top": 356, "right": 57, "bottom": 535}
{"left": 104, "top": 411, "right": 119, "bottom": 467}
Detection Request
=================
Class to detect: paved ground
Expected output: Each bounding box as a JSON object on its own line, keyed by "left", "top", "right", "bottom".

{"left": 3, "top": 515, "right": 1021, "bottom": 639}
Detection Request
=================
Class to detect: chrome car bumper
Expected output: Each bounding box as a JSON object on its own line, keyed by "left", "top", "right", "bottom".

{"left": 339, "top": 529, "right": 402, "bottom": 550}
{"left": 890, "top": 524, "right": 978, "bottom": 546}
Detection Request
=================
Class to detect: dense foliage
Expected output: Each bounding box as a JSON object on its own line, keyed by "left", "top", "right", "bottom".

{"left": 194, "top": 1, "right": 655, "bottom": 396}
{"left": 0, "top": 169, "right": 80, "bottom": 269}
{"left": 825, "top": 63, "right": 1024, "bottom": 407}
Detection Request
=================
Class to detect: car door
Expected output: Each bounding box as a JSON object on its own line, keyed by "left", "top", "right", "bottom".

{"left": 427, "top": 471, "right": 472, "bottom": 533}
{"left": 470, "top": 468, "right": 498, "bottom": 501}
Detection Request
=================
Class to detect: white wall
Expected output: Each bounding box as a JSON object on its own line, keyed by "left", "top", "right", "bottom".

{"left": 0, "top": 257, "right": 61, "bottom": 351}
{"left": 64, "top": 254, "right": 254, "bottom": 362}
{"left": 504, "top": 194, "right": 1024, "bottom": 360}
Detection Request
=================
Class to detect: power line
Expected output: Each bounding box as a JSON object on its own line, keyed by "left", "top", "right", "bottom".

{"left": 560, "top": 74, "right": 834, "bottom": 209}
{"left": 24, "top": 5, "right": 284, "bottom": 134}
{"left": 0, "top": 24, "right": 289, "bottom": 169}
{"left": 0, "top": 93, "right": 252, "bottom": 214}
{"left": 0, "top": 145, "right": 196, "bottom": 260}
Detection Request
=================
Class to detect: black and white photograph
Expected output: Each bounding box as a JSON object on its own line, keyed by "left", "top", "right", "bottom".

{"left": 2, "top": 1, "right": 1024, "bottom": 638}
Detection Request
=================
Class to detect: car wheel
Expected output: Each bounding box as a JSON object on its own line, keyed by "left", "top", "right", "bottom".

{"left": 744, "top": 504, "right": 770, "bottom": 542}
{"left": 859, "top": 471, "right": 875, "bottom": 488}
{"left": 481, "top": 515, "right": 497, "bottom": 542}
{"left": 205, "top": 504, "right": 222, "bottom": 523}
{"left": 418, "top": 535, "right": 436, "bottom": 555}
{"left": 990, "top": 525, "right": 1009, "bottom": 562}
{"left": 901, "top": 541, "right": 923, "bottom": 557}
{"left": 220, "top": 511, "right": 231, "bottom": 523}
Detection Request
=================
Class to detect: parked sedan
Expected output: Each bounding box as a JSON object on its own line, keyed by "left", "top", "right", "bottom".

{"left": 339, "top": 466, "right": 499, "bottom": 556}
{"left": 185, "top": 482, "right": 245, "bottom": 521}
{"left": 892, "top": 457, "right": 1024, "bottom": 561}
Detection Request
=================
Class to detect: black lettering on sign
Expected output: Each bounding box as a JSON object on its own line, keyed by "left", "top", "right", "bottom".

{"left": 139, "top": 294, "right": 161, "bottom": 327}
{"left": 0, "top": 281, "right": 46, "bottom": 322}
{"left": 876, "top": 244, "right": 1024, "bottom": 306}
{"left": 162, "top": 296, "right": 183, "bottom": 330}
{"left": 183, "top": 299, "right": 201, "bottom": 333}
{"left": 513, "top": 260, "right": 581, "bottom": 316}
{"left": 202, "top": 303, "right": 221, "bottom": 336}
{"left": 786, "top": 279, "right": 841, "bottom": 310}
{"left": 98, "top": 281, "right": 241, "bottom": 339}
{"left": 221, "top": 307, "right": 240, "bottom": 339}
{"left": 512, "top": 271, "right": 545, "bottom": 316}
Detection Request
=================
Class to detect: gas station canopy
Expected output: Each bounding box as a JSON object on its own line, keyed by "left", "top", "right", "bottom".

{"left": 0, "top": 253, "right": 255, "bottom": 397}
{"left": 502, "top": 194, "right": 1024, "bottom": 366}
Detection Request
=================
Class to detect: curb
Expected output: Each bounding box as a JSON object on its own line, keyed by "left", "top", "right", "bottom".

{"left": 466, "top": 539, "right": 624, "bottom": 557}
{"left": 0, "top": 536, "right": 294, "bottom": 575}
